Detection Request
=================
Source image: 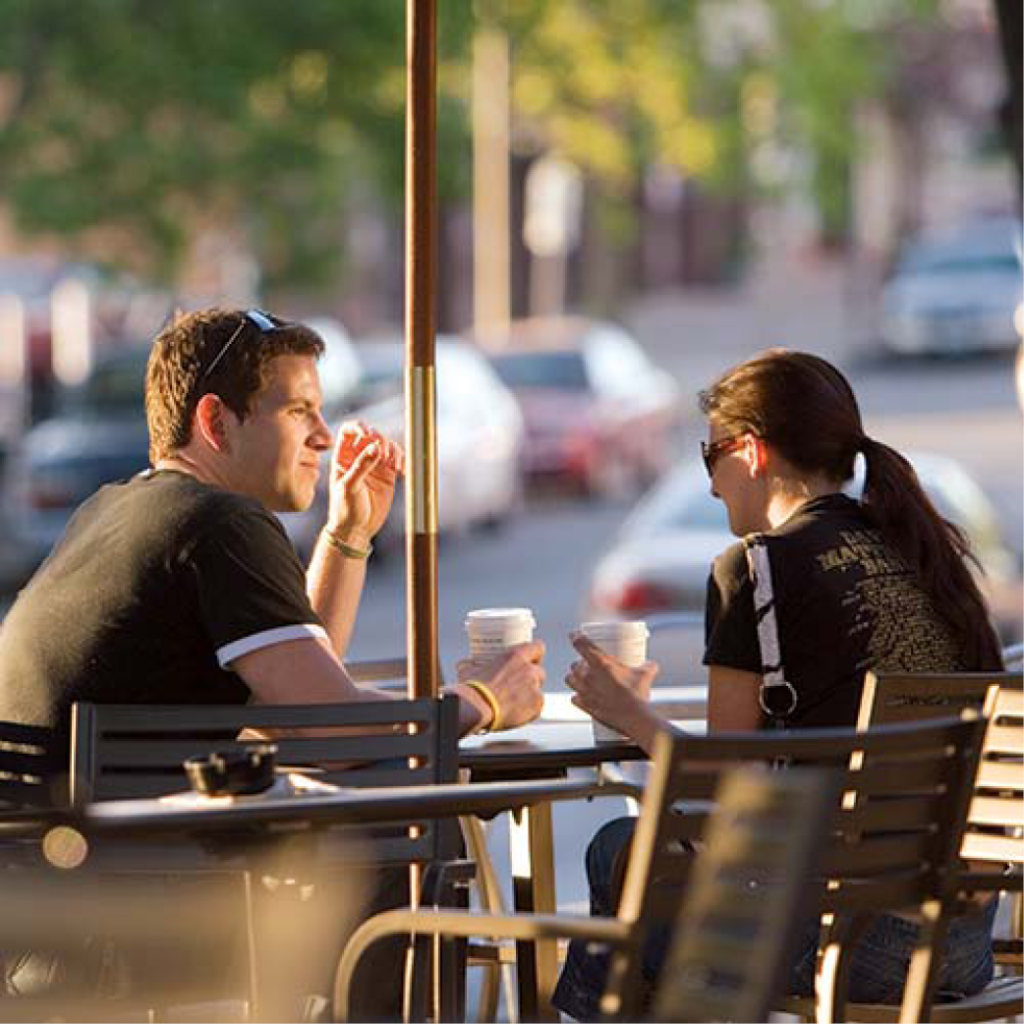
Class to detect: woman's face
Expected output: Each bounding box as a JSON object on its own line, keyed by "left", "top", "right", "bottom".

{"left": 706, "top": 421, "right": 770, "bottom": 537}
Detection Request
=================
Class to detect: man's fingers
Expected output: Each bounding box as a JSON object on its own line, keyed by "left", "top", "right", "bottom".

{"left": 343, "top": 440, "right": 382, "bottom": 488}
{"left": 507, "top": 640, "right": 546, "bottom": 663}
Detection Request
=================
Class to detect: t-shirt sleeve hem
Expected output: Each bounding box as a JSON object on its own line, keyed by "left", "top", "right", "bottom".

{"left": 216, "top": 624, "right": 329, "bottom": 668}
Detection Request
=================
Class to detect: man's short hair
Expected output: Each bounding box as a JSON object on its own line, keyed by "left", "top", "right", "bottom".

{"left": 145, "top": 308, "right": 326, "bottom": 462}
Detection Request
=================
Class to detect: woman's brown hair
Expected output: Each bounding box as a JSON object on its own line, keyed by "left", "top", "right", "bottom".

{"left": 699, "top": 348, "right": 1003, "bottom": 670}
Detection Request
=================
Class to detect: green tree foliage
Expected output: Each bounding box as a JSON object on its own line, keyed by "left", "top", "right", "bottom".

{"left": 0, "top": 0, "right": 942, "bottom": 288}
{"left": 0, "top": 0, "right": 428, "bottom": 287}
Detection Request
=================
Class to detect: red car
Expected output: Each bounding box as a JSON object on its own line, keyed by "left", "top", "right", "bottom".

{"left": 478, "top": 317, "right": 681, "bottom": 498}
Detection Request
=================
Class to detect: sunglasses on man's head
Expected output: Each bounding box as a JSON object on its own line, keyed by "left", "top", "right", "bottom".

{"left": 202, "top": 309, "right": 284, "bottom": 379}
{"left": 700, "top": 435, "right": 746, "bottom": 478}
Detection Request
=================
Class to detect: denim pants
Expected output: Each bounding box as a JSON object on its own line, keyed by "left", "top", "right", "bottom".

{"left": 552, "top": 816, "right": 997, "bottom": 1022}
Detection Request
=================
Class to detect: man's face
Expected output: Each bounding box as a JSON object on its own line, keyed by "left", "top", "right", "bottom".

{"left": 222, "top": 354, "right": 333, "bottom": 512}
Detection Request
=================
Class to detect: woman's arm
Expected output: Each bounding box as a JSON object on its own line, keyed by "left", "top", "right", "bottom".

{"left": 706, "top": 664, "right": 763, "bottom": 732}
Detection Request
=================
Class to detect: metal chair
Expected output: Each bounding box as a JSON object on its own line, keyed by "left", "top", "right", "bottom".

{"left": 784, "top": 678, "right": 1024, "bottom": 1023}
{"left": 69, "top": 696, "right": 464, "bottom": 1022}
{"left": 858, "top": 670, "right": 1024, "bottom": 973}
{"left": 334, "top": 715, "right": 985, "bottom": 1023}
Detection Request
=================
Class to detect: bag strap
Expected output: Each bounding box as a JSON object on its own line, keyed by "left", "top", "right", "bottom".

{"left": 742, "top": 534, "right": 797, "bottom": 728}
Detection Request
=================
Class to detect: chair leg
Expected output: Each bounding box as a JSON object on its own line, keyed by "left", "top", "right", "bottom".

{"left": 461, "top": 815, "right": 518, "bottom": 1023}
{"left": 814, "top": 914, "right": 870, "bottom": 1024}
{"left": 477, "top": 957, "right": 501, "bottom": 1023}
{"left": 898, "top": 899, "right": 948, "bottom": 1024}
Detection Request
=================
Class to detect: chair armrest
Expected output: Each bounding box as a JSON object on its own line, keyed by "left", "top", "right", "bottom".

{"left": 333, "top": 908, "right": 630, "bottom": 1021}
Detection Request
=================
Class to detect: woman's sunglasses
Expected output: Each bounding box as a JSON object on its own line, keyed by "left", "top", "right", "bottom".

{"left": 700, "top": 435, "right": 746, "bottom": 478}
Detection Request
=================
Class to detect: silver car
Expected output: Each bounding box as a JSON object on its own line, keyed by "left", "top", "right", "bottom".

{"left": 879, "top": 216, "right": 1023, "bottom": 356}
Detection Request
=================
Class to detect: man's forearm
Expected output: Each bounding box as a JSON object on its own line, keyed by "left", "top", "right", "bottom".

{"left": 306, "top": 528, "right": 368, "bottom": 658}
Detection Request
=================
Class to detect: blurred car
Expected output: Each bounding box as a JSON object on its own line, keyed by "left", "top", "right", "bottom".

{"left": 879, "top": 216, "right": 1024, "bottom": 356}
{"left": 584, "top": 451, "right": 1023, "bottom": 647}
{"left": 476, "top": 317, "right": 681, "bottom": 497}
{"left": 1, "top": 320, "right": 363, "bottom": 591}
{"left": 278, "top": 337, "right": 525, "bottom": 557}
{"left": 1, "top": 346, "right": 152, "bottom": 590}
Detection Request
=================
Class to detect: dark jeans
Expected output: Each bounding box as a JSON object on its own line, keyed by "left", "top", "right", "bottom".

{"left": 552, "top": 816, "right": 997, "bottom": 1022}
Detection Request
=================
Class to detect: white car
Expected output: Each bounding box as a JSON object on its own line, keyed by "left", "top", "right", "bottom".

{"left": 880, "top": 217, "right": 1023, "bottom": 356}
{"left": 584, "top": 452, "right": 1023, "bottom": 663}
{"left": 279, "top": 337, "right": 525, "bottom": 556}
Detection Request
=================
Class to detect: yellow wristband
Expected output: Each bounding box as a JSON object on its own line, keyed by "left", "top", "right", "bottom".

{"left": 323, "top": 529, "right": 372, "bottom": 559}
{"left": 464, "top": 680, "right": 503, "bottom": 734}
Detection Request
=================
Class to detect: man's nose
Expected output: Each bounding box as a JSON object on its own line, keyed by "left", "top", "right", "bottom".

{"left": 311, "top": 415, "right": 333, "bottom": 452}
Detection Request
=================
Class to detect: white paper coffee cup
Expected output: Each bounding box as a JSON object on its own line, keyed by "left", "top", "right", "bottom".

{"left": 579, "top": 620, "right": 650, "bottom": 743}
{"left": 465, "top": 607, "right": 536, "bottom": 657}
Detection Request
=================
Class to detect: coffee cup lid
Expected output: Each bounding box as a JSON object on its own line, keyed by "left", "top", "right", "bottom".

{"left": 465, "top": 607, "right": 536, "bottom": 630}
{"left": 579, "top": 620, "right": 650, "bottom": 641}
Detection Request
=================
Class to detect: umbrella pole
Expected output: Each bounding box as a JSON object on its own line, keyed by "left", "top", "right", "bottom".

{"left": 404, "top": 0, "right": 440, "bottom": 703}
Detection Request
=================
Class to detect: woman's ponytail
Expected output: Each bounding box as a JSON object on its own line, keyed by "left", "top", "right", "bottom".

{"left": 860, "top": 437, "right": 1003, "bottom": 669}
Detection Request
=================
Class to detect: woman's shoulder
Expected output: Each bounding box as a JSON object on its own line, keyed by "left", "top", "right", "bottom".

{"left": 711, "top": 538, "right": 750, "bottom": 589}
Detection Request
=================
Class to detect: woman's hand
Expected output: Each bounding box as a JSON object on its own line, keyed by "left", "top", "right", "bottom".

{"left": 326, "top": 422, "right": 404, "bottom": 548}
{"left": 565, "top": 634, "right": 660, "bottom": 742}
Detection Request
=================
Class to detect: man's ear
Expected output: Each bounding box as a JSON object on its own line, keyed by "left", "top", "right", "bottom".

{"left": 194, "top": 394, "right": 232, "bottom": 452}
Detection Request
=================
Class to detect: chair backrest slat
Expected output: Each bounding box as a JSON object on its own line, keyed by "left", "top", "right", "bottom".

{"left": 961, "top": 832, "right": 1022, "bottom": 863}
{"left": 969, "top": 794, "right": 1023, "bottom": 828}
{"left": 857, "top": 671, "right": 1014, "bottom": 729}
{"left": 0, "top": 721, "right": 55, "bottom": 808}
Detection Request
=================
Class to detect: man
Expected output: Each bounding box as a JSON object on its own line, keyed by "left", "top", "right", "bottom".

{"left": 0, "top": 308, "right": 545, "bottom": 788}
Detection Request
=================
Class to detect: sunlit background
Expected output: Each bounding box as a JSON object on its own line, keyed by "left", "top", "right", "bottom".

{"left": 0, "top": 0, "right": 1019, "bottom": 667}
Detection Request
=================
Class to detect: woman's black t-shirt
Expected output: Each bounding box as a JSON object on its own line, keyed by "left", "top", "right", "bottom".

{"left": 0, "top": 470, "right": 324, "bottom": 772}
{"left": 703, "top": 493, "right": 966, "bottom": 728}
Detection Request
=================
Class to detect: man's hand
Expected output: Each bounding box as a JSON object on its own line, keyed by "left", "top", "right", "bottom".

{"left": 326, "top": 422, "right": 404, "bottom": 548}
{"left": 455, "top": 641, "right": 546, "bottom": 731}
{"left": 565, "top": 634, "right": 659, "bottom": 738}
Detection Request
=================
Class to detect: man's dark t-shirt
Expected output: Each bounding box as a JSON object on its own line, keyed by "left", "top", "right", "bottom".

{"left": 703, "top": 493, "right": 966, "bottom": 728}
{"left": 0, "top": 470, "right": 324, "bottom": 775}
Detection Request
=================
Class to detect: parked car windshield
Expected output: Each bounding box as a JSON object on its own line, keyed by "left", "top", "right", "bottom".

{"left": 488, "top": 350, "right": 590, "bottom": 391}
{"left": 63, "top": 350, "right": 148, "bottom": 417}
{"left": 900, "top": 251, "right": 1021, "bottom": 276}
{"left": 624, "top": 465, "right": 726, "bottom": 535}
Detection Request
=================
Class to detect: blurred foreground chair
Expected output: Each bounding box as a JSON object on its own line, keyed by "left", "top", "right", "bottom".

{"left": 649, "top": 764, "right": 837, "bottom": 1023}
{"left": 69, "top": 696, "right": 463, "bottom": 1022}
{"left": 783, "top": 677, "right": 1024, "bottom": 1023}
{"left": 0, "top": 839, "right": 364, "bottom": 1024}
{"left": 334, "top": 716, "right": 984, "bottom": 1023}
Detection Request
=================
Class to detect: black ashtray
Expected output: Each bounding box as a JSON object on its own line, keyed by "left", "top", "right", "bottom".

{"left": 184, "top": 745, "right": 278, "bottom": 797}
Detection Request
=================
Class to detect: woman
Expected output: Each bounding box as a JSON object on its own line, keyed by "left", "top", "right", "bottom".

{"left": 553, "top": 349, "right": 1003, "bottom": 1020}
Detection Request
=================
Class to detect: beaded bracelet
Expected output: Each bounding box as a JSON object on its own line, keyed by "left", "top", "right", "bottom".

{"left": 464, "top": 680, "right": 503, "bottom": 734}
{"left": 323, "top": 529, "right": 372, "bottom": 560}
